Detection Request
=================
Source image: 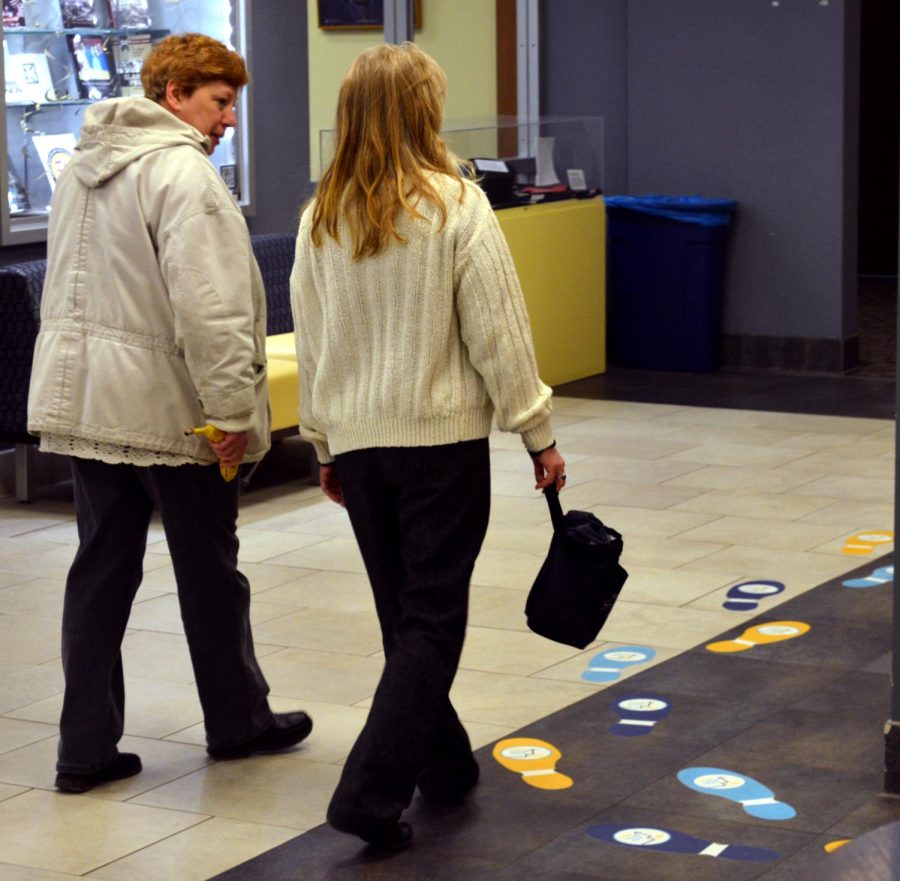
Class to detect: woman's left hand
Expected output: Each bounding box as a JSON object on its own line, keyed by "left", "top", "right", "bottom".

{"left": 532, "top": 446, "right": 567, "bottom": 492}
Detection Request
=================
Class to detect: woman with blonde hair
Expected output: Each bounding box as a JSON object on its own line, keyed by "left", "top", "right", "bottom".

{"left": 291, "top": 42, "right": 565, "bottom": 849}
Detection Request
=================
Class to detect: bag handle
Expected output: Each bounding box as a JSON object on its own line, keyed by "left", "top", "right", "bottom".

{"left": 543, "top": 485, "right": 565, "bottom": 532}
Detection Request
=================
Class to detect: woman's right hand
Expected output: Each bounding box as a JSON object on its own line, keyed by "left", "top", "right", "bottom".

{"left": 208, "top": 430, "right": 249, "bottom": 468}
{"left": 532, "top": 446, "right": 566, "bottom": 493}
{"left": 320, "top": 462, "right": 345, "bottom": 507}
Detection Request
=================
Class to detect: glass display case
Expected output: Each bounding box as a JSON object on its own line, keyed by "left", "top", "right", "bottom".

{"left": 1, "top": 0, "right": 250, "bottom": 244}
{"left": 318, "top": 115, "right": 605, "bottom": 203}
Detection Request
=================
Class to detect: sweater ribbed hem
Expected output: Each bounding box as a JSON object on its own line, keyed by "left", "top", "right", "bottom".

{"left": 325, "top": 410, "right": 495, "bottom": 458}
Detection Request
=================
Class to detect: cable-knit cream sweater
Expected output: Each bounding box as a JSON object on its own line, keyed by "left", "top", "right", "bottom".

{"left": 289, "top": 175, "right": 554, "bottom": 465}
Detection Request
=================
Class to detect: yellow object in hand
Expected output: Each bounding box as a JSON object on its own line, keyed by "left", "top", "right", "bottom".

{"left": 189, "top": 425, "right": 238, "bottom": 482}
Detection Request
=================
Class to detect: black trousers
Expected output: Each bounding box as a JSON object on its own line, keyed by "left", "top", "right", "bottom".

{"left": 57, "top": 457, "right": 273, "bottom": 773}
{"left": 327, "top": 439, "right": 491, "bottom": 826}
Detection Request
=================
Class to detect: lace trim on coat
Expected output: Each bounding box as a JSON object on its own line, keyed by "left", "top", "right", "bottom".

{"left": 40, "top": 433, "right": 201, "bottom": 467}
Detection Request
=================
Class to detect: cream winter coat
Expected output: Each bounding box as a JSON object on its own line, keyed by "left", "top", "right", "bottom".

{"left": 27, "top": 97, "right": 270, "bottom": 463}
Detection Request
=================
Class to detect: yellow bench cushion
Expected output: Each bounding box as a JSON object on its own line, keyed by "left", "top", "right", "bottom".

{"left": 266, "top": 356, "right": 299, "bottom": 433}
{"left": 266, "top": 332, "right": 297, "bottom": 361}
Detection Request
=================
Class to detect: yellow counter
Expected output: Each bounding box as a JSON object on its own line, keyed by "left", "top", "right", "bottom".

{"left": 496, "top": 197, "right": 606, "bottom": 386}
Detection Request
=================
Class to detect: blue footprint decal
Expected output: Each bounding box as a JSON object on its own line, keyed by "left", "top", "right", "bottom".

{"left": 722, "top": 580, "right": 785, "bottom": 611}
{"left": 582, "top": 646, "right": 656, "bottom": 683}
{"left": 843, "top": 565, "right": 893, "bottom": 589}
{"left": 608, "top": 693, "right": 671, "bottom": 737}
{"left": 678, "top": 767, "right": 796, "bottom": 820}
{"left": 587, "top": 823, "right": 779, "bottom": 862}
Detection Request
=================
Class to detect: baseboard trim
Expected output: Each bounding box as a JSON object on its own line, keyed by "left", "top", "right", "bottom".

{"left": 722, "top": 334, "right": 861, "bottom": 374}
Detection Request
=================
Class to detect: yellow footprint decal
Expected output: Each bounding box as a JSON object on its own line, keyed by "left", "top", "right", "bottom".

{"left": 706, "top": 621, "right": 810, "bottom": 654}
{"left": 493, "top": 737, "right": 573, "bottom": 790}
{"left": 842, "top": 531, "right": 893, "bottom": 555}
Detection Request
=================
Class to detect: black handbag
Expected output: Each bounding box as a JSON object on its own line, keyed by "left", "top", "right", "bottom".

{"left": 525, "top": 486, "right": 628, "bottom": 649}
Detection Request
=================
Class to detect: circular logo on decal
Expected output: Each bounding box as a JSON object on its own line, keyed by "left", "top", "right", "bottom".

{"left": 500, "top": 745, "right": 553, "bottom": 761}
{"left": 618, "top": 698, "right": 667, "bottom": 712}
{"left": 604, "top": 651, "right": 648, "bottom": 662}
{"left": 738, "top": 583, "right": 782, "bottom": 595}
{"left": 757, "top": 625, "right": 800, "bottom": 636}
{"left": 857, "top": 533, "right": 892, "bottom": 543}
{"left": 613, "top": 827, "right": 671, "bottom": 846}
{"left": 694, "top": 773, "right": 745, "bottom": 790}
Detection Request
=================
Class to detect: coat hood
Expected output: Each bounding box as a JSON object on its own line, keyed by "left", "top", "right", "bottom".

{"left": 70, "top": 96, "right": 211, "bottom": 188}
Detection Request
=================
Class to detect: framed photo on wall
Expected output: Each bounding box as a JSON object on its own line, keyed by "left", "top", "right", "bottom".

{"left": 318, "top": 0, "right": 421, "bottom": 30}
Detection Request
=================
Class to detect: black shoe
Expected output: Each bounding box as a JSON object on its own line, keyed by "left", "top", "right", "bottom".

{"left": 329, "top": 811, "right": 414, "bottom": 851}
{"left": 55, "top": 753, "right": 142, "bottom": 793}
{"left": 364, "top": 821, "right": 413, "bottom": 851}
{"left": 206, "top": 712, "right": 313, "bottom": 760}
{"left": 418, "top": 760, "right": 480, "bottom": 805}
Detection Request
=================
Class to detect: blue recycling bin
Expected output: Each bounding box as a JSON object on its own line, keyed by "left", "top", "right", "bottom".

{"left": 605, "top": 195, "right": 737, "bottom": 372}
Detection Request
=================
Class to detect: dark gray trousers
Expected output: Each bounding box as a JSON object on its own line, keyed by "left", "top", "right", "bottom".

{"left": 57, "top": 457, "right": 273, "bottom": 773}
{"left": 327, "top": 439, "right": 491, "bottom": 826}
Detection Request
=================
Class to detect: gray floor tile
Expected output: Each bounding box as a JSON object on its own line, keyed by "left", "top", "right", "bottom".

{"left": 213, "top": 823, "right": 505, "bottom": 881}
{"left": 744, "top": 836, "right": 853, "bottom": 881}
{"left": 826, "top": 795, "right": 900, "bottom": 838}
{"left": 787, "top": 670, "right": 889, "bottom": 719}
{"left": 622, "top": 650, "right": 846, "bottom": 708}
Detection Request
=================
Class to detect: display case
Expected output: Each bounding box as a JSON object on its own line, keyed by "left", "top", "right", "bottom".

{"left": 318, "top": 114, "right": 605, "bottom": 198}
{"left": 1, "top": 0, "right": 251, "bottom": 245}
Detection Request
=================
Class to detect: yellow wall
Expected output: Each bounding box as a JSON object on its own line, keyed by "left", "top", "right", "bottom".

{"left": 307, "top": 1, "right": 497, "bottom": 178}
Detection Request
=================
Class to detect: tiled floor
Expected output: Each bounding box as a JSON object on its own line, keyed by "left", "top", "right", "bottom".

{"left": 0, "top": 368, "right": 897, "bottom": 880}
{"left": 213, "top": 556, "right": 898, "bottom": 881}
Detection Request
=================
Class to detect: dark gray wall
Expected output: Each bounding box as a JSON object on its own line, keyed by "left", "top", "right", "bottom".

{"left": 540, "top": 0, "right": 628, "bottom": 195}
{"left": 627, "top": 0, "right": 857, "bottom": 341}
{"left": 541, "top": 0, "right": 860, "bottom": 345}
{"left": 245, "top": 0, "right": 312, "bottom": 235}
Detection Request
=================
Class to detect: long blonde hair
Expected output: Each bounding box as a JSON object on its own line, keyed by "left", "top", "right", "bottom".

{"left": 310, "top": 43, "right": 468, "bottom": 259}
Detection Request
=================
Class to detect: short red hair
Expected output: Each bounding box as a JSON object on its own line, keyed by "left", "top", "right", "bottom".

{"left": 141, "top": 33, "right": 248, "bottom": 102}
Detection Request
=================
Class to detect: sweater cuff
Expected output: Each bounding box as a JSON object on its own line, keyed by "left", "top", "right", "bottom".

{"left": 205, "top": 415, "right": 253, "bottom": 434}
{"left": 312, "top": 439, "right": 334, "bottom": 465}
{"left": 521, "top": 421, "right": 554, "bottom": 455}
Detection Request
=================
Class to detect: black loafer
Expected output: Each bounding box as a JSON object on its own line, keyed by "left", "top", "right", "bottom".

{"left": 55, "top": 752, "right": 142, "bottom": 793}
{"left": 206, "top": 711, "right": 313, "bottom": 760}
{"left": 364, "top": 821, "right": 413, "bottom": 851}
{"left": 329, "top": 812, "right": 414, "bottom": 851}
{"left": 418, "top": 761, "right": 480, "bottom": 805}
